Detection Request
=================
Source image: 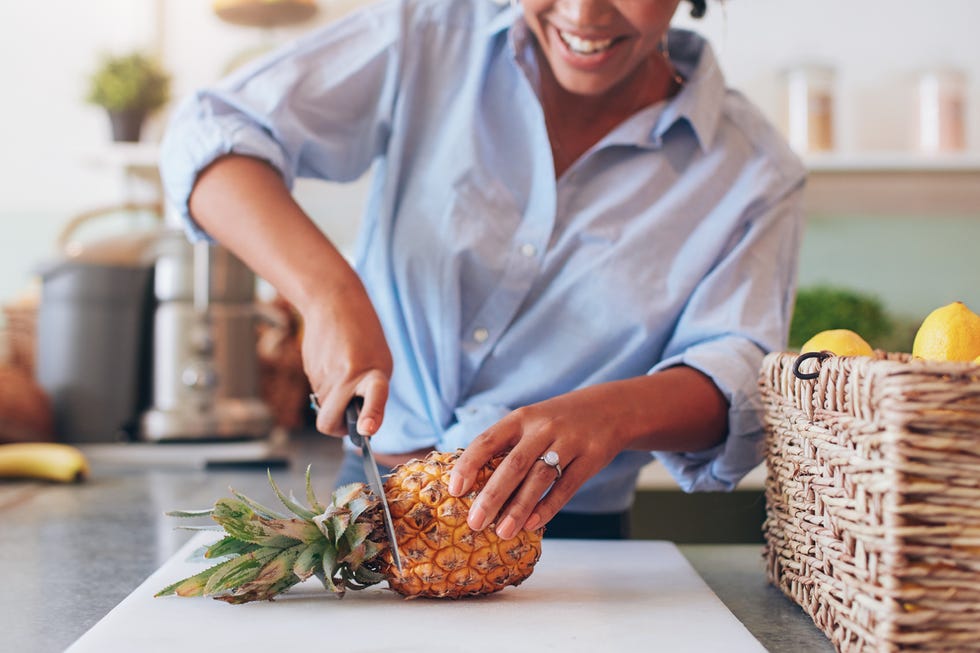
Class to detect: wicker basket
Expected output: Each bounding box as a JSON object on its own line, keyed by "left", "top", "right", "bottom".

{"left": 761, "top": 351, "right": 980, "bottom": 652}
{"left": 256, "top": 298, "right": 310, "bottom": 431}
{"left": 2, "top": 303, "right": 37, "bottom": 377}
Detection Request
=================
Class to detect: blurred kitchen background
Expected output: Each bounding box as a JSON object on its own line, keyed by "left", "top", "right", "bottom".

{"left": 1, "top": 0, "right": 979, "bottom": 541}
{"left": 2, "top": 0, "right": 979, "bottom": 343}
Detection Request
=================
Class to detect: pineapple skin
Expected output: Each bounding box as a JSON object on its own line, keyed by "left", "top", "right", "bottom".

{"left": 383, "top": 451, "right": 544, "bottom": 598}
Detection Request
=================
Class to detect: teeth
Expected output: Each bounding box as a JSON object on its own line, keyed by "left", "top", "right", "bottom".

{"left": 559, "top": 30, "right": 614, "bottom": 55}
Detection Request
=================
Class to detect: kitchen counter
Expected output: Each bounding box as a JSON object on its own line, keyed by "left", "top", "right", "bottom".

{"left": 0, "top": 432, "right": 833, "bottom": 653}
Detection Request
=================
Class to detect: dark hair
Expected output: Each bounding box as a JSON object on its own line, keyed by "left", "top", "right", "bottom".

{"left": 688, "top": 0, "right": 706, "bottom": 18}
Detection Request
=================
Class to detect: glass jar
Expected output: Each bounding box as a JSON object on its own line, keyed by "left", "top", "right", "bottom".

{"left": 784, "top": 64, "right": 836, "bottom": 153}
{"left": 916, "top": 68, "right": 966, "bottom": 153}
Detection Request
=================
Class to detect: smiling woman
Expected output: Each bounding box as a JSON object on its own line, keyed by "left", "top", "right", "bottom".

{"left": 158, "top": 0, "right": 805, "bottom": 541}
{"left": 520, "top": 0, "right": 686, "bottom": 176}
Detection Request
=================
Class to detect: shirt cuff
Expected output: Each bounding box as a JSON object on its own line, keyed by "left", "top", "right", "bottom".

{"left": 649, "top": 336, "right": 768, "bottom": 492}
{"left": 159, "top": 102, "right": 292, "bottom": 242}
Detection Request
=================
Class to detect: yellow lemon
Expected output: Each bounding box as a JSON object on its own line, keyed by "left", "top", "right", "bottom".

{"left": 800, "top": 329, "right": 874, "bottom": 356}
{"left": 911, "top": 301, "right": 980, "bottom": 362}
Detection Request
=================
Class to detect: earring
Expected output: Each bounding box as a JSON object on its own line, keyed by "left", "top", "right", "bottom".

{"left": 660, "top": 30, "right": 685, "bottom": 87}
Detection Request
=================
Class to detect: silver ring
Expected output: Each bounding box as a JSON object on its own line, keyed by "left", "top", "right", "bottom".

{"left": 538, "top": 450, "right": 562, "bottom": 479}
{"left": 309, "top": 393, "right": 321, "bottom": 413}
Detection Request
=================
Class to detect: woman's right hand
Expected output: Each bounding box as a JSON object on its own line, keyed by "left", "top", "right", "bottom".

{"left": 185, "top": 154, "right": 391, "bottom": 438}
{"left": 300, "top": 282, "right": 393, "bottom": 438}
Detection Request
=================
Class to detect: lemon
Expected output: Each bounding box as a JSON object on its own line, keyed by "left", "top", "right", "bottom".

{"left": 800, "top": 329, "right": 874, "bottom": 356}
{"left": 911, "top": 301, "right": 980, "bottom": 362}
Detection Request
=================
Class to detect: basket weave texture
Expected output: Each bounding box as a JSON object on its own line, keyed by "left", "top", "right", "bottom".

{"left": 256, "top": 298, "right": 310, "bottom": 431}
{"left": 2, "top": 303, "right": 37, "bottom": 377}
{"left": 761, "top": 351, "right": 980, "bottom": 653}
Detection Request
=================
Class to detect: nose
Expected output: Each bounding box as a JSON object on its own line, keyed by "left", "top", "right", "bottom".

{"left": 555, "top": 0, "right": 611, "bottom": 27}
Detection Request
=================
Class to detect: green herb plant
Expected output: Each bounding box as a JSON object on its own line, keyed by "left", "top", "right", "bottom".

{"left": 85, "top": 52, "right": 171, "bottom": 114}
{"left": 789, "top": 285, "right": 895, "bottom": 350}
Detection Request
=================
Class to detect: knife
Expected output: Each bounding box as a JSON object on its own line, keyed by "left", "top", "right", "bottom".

{"left": 345, "top": 397, "right": 403, "bottom": 573}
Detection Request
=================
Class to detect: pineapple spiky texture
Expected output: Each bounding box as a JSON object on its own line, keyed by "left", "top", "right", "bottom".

{"left": 156, "top": 450, "right": 543, "bottom": 602}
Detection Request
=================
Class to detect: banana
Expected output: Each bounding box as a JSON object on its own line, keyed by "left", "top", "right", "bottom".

{"left": 0, "top": 442, "right": 90, "bottom": 482}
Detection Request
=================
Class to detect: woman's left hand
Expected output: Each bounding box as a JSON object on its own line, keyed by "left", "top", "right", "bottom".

{"left": 448, "top": 383, "right": 632, "bottom": 540}
{"left": 447, "top": 367, "right": 729, "bottom": 540}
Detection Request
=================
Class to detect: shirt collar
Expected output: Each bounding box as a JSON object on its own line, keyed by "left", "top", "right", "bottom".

{"left": 653, "top": 29, "right": 725, "bottom": 152}
{"left": 485, "top": 1, "right": 520, "bottom": 37}
{"left": 491, "top": 13, "right": 725, "bottom": 153}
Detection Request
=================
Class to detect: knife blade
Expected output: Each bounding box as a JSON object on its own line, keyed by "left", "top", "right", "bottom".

{"left": 345, "top": 397, "right": 403, "bottom": 573}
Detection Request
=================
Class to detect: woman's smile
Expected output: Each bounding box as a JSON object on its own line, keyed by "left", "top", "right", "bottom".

{"left": 522, "top": 0, "right": 681, "bottom": 98}
{"left": 557, "top": 30, "right": 617, "bottom": 56}
{"left": 550, "top": 23, "right": 626, "bottom": 71}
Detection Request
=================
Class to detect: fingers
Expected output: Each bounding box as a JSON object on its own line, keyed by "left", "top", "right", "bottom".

{"left": 311, "top": 386, "right": 348, "bottom": 436}
{"left": 470, "top": 443, "right": 583, "bottom": 539}
{"left": 462, "top": 441, "right": 540, "bottom": 531}
{"left": 520, "top": 463, "right": 584, "bottom": 532}
{"left": 483, "top": 451, "right": 565, "bottom": 539}
{"left": 448, "top": 419, "right": 519, "bottom": 498}
{"left": 451, "top": 407, "right": 596, "bottom": 540}
{"left": 311, "top": 371, "right": 389, "bottom": 436}
{"left": 355, "top": 370, "right": 388, "bottom": 435}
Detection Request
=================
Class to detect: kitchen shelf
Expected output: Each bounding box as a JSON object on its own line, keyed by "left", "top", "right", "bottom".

{"left": 801, "top": 151, "right": 980, "bottom": 216}
{"left": 84, "top": 144, "right": 980, "bottom": 216}
{"left": 803, "top": 151, "right": 980, "bottom": 172}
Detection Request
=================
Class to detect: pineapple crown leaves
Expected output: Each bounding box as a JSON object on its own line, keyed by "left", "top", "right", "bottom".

{"left": 156, "top": 468, "right": 389, "bottom": 603}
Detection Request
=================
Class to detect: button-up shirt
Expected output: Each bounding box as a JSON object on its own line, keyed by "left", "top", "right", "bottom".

{"left": 160, "top": 0, "right": 806, "bottom": 513}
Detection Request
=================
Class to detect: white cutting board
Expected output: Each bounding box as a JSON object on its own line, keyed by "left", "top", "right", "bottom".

{"left": 68, "top": 532, "right": 765, "bottom": 653}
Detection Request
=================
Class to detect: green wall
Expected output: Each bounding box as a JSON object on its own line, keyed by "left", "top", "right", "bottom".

{"left": 798, "top": 214, "right": 980, "bottom": 328}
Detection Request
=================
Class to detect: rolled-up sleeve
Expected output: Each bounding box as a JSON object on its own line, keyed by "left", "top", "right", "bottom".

{"left": 158, "top": 1, "right": 404, "bottom": 240}
{"left": 650, "top": 179, "right": 805, "bottom": 492}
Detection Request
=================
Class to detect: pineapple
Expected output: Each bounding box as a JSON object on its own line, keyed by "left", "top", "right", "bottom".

{"left": 156, "top": 450, "right": 543, "bottom": 602}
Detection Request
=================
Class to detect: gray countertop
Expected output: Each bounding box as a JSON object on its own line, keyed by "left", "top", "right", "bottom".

{"left": 0, "top": 432, "right": 833, "bottom": 653}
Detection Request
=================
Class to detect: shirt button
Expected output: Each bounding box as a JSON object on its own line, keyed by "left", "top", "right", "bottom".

{"left": 519, "top": 243, "right": 537, "bottom": 257}
{"left": 472, "top": 327, "right": 489, "bottom": 343}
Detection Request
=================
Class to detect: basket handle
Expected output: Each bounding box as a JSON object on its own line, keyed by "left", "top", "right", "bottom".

{"left": 792, "top": 350, "right": 832, "bottom": 380}
{"left": 56, "top": 201, "right": 163, "bottom": 252}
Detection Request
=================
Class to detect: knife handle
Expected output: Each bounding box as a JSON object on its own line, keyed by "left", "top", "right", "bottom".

{"left": 345, "top": 397, "right": 365, "bottom": 446}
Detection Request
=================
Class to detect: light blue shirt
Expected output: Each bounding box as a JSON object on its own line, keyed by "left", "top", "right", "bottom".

{"left": 160, "top": 0, "right": 806, "bottom": 513}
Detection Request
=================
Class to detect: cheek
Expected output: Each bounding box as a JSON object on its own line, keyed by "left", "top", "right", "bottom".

{"left": 620, "top": 0, "right": 681, "bottom": 34}
{"left": 520, "top": 2, "right": 550, "bottom": 43}
{"left": 520, "top": 0, "right": 551, "bottom": 23}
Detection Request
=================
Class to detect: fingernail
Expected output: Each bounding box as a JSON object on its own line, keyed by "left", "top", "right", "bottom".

{"left": 524, "top": 513, "right": 541, "bottom": 531}
{"left": 496, "top": 515, "right": 516, "bottom": 540}
{"left": 359, "top": 417, "right": 377, "bottom": 434}
{"left": 468, "top": 504, "right": 487, "bottom": 531}
{"left": 448, "top": 473, "right": 463, "bottom": 497}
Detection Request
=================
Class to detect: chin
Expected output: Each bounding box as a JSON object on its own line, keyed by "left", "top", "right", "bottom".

{"left": 549, "top": 65, "right": 613, "bottom": 97}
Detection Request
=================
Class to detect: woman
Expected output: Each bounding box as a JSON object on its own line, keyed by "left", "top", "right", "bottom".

{"left": 160, "top": 0, "right": 805, "bottom": 539}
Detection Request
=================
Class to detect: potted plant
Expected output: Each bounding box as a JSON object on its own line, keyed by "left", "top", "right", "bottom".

{"left": 85, "top": 52, "right": 171, "bottom": 142}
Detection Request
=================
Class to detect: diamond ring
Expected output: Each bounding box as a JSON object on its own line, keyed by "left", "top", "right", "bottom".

{"left": 537, "top": 450, "right": 562, "bottom": 479}
{"left": 309, "top": 393, "right": 321, "bottom": 413}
